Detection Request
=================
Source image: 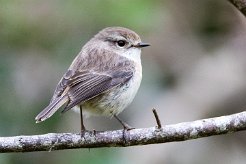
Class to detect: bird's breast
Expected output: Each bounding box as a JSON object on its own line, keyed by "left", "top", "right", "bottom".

{"left": 82, "top": 63, "right": 142, "bottom": 117}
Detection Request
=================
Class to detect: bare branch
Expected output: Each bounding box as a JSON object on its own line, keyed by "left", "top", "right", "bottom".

{"left": 0, "top": 111, "right": 246, "bottom": 153}
{"left": 228, "top": 0, "right": 246, "bottom": 16}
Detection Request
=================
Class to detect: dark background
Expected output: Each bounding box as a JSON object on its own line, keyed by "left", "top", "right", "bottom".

{"left": 1, "top": 0, "right": 246, "bottom": 163}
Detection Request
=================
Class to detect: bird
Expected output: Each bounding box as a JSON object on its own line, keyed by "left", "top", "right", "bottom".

{"left": 35, "top": 27, "right": 150, "bottom": 132}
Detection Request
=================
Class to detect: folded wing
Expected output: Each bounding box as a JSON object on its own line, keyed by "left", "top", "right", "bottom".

{"left": 35, "top": 69, "right": 133, "bottom": 122}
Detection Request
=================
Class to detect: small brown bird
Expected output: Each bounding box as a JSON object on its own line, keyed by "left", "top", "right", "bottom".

{"left": 35, "top": 27, "right": 150, "bottom": 132}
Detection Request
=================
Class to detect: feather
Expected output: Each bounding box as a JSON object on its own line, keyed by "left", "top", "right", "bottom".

{"left": 35, "top": 95, "right": 69, "bottom": 123}
{"left": 61, "top": 71, "right": 133, "bottom": 113}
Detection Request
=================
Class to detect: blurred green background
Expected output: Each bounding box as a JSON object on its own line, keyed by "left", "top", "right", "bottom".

{"left": 1, "top": 0, "right": 246, "bottom": 164}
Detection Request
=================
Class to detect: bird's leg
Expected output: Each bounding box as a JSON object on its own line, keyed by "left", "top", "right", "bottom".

{"left": 80, "top": 106, "right": 86, "bottom": 137}
{"left": 114, "top": 115, "right": 134, "bottom": 130}
{"left": 114, "top": 115, "right": 134, "bottom": 144}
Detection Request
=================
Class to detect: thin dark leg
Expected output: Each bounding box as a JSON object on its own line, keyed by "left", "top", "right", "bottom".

{"left": 80, "top": 106, "right": 86, "bottom": 132}
{"left": 114, "top": 115, "right": 134, "bottom": 130}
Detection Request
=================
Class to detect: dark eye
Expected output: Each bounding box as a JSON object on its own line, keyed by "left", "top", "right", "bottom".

{"left": 116, "top": 40, "right": 126, "bottom": 47}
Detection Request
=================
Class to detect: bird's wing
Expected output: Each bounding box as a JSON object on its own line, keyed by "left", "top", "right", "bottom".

{"left": 35, "top": 69, "right": 133, "bottom": 122}
{"left": 61, "top": 70, "right": 133, "bottom": 112}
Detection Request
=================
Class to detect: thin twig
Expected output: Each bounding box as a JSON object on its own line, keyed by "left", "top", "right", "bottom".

{"left": 152, "top": 108, "right": 162, "bottom": 129}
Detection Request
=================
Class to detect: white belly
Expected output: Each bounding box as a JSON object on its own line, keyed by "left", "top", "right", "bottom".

{"left": 73, "top": 68, "right": 142, "bottom": 117}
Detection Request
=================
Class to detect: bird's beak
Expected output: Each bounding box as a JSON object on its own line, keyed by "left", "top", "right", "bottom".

{"left": 134, "top": 42, "right": 150, "bottom": 48}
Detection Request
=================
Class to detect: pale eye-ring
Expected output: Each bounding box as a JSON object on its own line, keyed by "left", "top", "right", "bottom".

{"left": 116, "top": 40, "right": 127, "bottom": 47}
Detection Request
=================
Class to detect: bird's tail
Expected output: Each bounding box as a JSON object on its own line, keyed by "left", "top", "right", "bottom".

{"left": 35, "top": 95, "right": 69, "bottom": 123}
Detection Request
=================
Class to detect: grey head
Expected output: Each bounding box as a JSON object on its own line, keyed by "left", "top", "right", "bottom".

{"left": 88, "top": 27, "right": 150, "bottom": 59}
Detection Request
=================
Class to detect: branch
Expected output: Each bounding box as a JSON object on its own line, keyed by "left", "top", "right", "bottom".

{"left": 228, "top": 0, "right": 246, "bottom": 16}
{"left": 0, "top": 111, "right": 246, "bottom": 153}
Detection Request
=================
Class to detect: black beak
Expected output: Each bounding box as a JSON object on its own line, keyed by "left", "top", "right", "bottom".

{"left": 135, "top": 42, "right": 150, "bottom": 48}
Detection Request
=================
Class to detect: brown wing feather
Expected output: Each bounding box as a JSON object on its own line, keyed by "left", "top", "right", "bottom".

{"left": 61, "top": 71, "right": 133, "bottom": 113}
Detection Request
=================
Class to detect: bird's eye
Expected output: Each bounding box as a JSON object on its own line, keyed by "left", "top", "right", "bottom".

{"left": 116, "top": 40, "right": 126, "bottom": 47}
